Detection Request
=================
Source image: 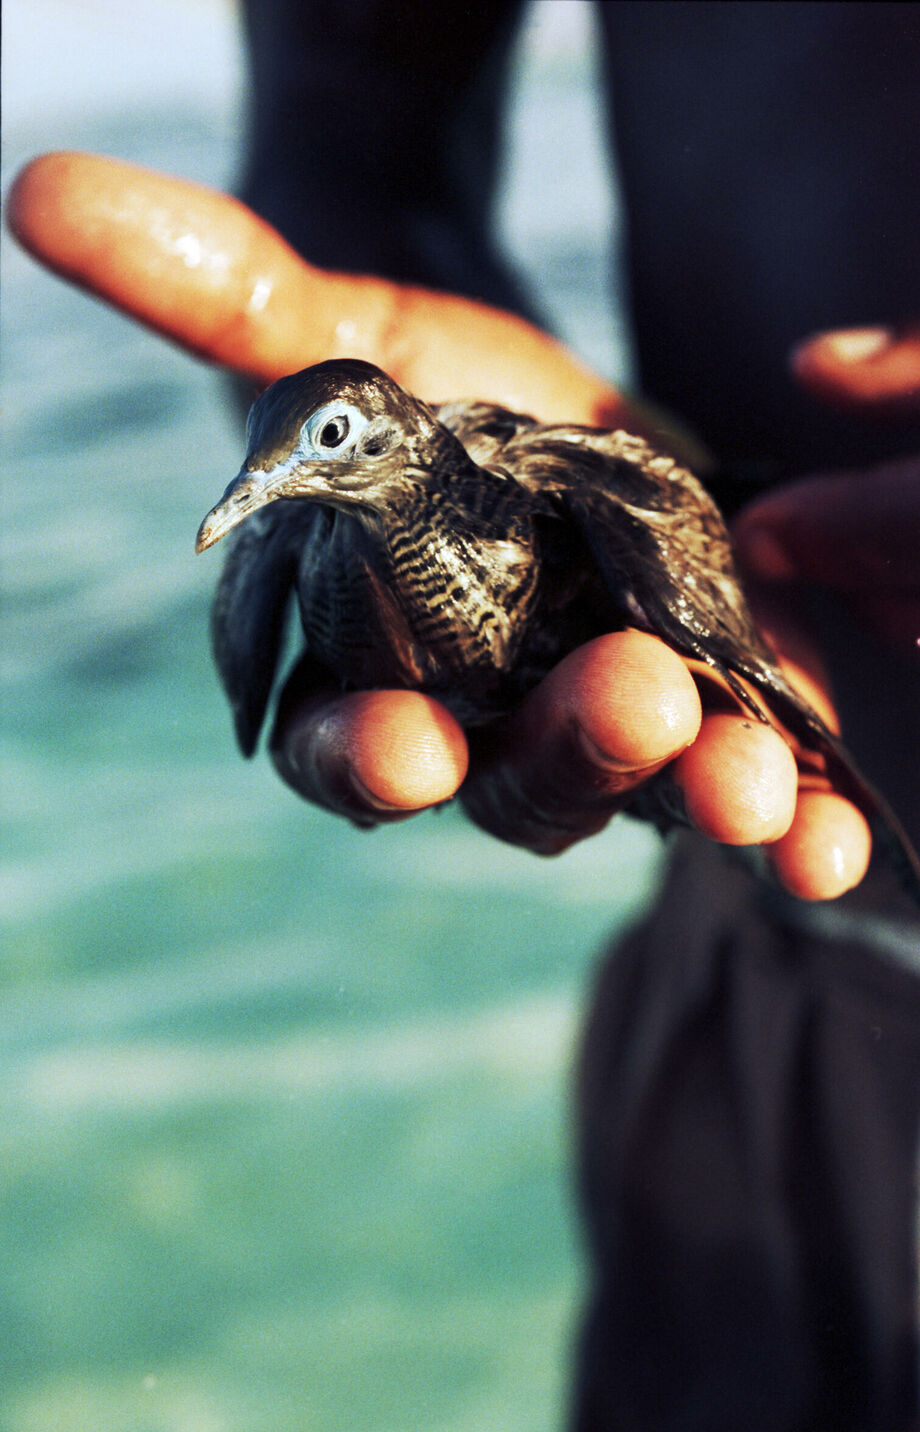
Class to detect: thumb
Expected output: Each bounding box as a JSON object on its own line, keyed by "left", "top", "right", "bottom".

{"left": 732, "top": 455, "right": 920, "bottom": 591}
{"left": 791, "top": 325, "right": 920, "bottom": 418}
{"left": 732, "top": 456, "right": 920, "bottom": 650}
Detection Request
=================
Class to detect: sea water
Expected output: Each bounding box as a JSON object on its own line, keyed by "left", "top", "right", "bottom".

{"left": 1, "top": 4, "right": 660, "bottom": 1428}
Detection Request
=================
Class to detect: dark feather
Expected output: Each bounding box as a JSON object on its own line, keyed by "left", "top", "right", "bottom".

{"left": 210, "top": 504, "right": 304, "bottom": 755}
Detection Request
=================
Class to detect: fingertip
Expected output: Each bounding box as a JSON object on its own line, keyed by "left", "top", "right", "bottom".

{"left": 271, "top": 685, "right": 468, "bottom": 821}
{"left": 768, "top": 791, "right": 872, "bottom": 901}
{"left": 5, "top": 151, "right": 316, "bottom": 382}
{"left": 791, "top": 326, "right": 920, "bottom": 413}
{"left": 567, "top": 630, "right": 703, "bottom": 770}
{"left": 455, "top": 631, "right": 701, "bottom": 853}
{"left": 7, "top": 152, "right": 72, "bottom": 252}
{"left": 792, "top": 326, "right": 892, "bottom": 374}
{"left": 672, "top": 713, "right": 798, "bottom": 845}
{"left": 344, "top": 690, "right": 469, "bottom": 810}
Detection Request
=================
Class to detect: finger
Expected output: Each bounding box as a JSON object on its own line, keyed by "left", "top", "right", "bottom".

{"left": 459, "top": 631, "right": 703, "bottom": 853}
{"left": 767, "top": 791, "right": 872, "bottom": 901}
{"left": 670, "top": 710, "right": 873, "bottom": 899}
{"left": 7, "top": 151, "right": 633, "bottom": 426}
{"left": 270, "top": 674, "right": 468, "bottom": 826}
{"left": 7, "top": 151, "right": 311, "bottom": 384}
{"left": 733, "top": 455, "right": 920, "bottom": 591}
{"left": 670, "top": 712, "right": 799, "bottom": 845}
{"left": 791, "top": 325, "right": 920, "bottom": 417}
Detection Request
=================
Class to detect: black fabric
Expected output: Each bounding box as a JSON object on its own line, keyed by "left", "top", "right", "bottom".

{"left": 239, "top": 0, "right": 533, "bottom": 310}
{"left": 573, "top": 835, "right": 920, "bottom": 1430}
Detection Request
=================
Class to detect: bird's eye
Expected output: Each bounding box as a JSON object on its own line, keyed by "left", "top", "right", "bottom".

{"left": 318, "top": 414, "right": 350, "bottom": 449}
{"left": 301, "top": 402, "right": 369, "bottom": 459}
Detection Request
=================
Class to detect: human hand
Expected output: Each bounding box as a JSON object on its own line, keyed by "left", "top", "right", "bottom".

{"left": 732, "top": 326, "right": 920, "bottom": 896}
{"left": 735, "top": 327, "right": 920, "bottom": 652}
{"left": 7, "top": 153, "right": 870, "bottom": 900}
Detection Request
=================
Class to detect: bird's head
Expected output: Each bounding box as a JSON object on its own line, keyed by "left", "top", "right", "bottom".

{"left": 196, "top": 359, "right": 450, "bottom": 552}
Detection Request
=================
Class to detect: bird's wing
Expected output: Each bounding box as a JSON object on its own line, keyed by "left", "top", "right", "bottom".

{"left": 503, "top": 427, "right": 920, "bottom": 897}
{"left": 435, "top": 399, "right": 540, "bottom": 468}
{"left": 502, "top": 427, "right": 778, "bottom": 701}
{"left": 210, "top": 502, "right": 317, "bottom": 756}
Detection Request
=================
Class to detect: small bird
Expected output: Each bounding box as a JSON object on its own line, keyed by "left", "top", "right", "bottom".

{"left": 197, "top": 358, "right": 920, "bottom": 893}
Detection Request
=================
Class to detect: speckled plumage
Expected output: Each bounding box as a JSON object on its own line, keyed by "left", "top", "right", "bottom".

{"left": 197, "top": 358, "right": 920, "bottom": 892}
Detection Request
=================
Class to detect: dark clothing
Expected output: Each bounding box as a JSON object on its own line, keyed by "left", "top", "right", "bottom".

{"left": 575, "top": 836, "right": 920, "bottom": 1431}
{"left": 240, "top": 0, "right": 530, "bottom": 309}
{"left": 597, "top": 2, "right": 920, "bottom": 478}
{"left": 239, "top": 3, "right": 920, "bottom": 1425}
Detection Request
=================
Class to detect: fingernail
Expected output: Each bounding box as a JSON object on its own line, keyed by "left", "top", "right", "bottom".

{"left": 348, "top": 771, "right": 408, "bottom": 814}
{"left": 735, "top": 524, "right": 796, "bottom": 580}
{"left": 576, "top": 723, "right": 638, "bottom": 772}
{"left": 823, "top": 327, "right": 892, "bottom": 364}
{"left": 576, "top": 721, "right": 680, "bottom": 776}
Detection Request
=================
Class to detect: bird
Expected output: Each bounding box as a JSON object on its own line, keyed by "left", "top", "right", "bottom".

{"left": 196, "top": 357, "right": 920, "bottom": 895}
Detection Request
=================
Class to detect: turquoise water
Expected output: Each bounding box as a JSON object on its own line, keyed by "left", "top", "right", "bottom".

{"left": 2, "top": 5, "right": 660, "bottom": 1428}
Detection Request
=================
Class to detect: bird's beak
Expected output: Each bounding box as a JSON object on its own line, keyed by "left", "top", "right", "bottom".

{"left": 196, "top": 462, "right": 293, "bottom": 553}
{"left": 196, "top": 453, "right": 378, "bottom": 553}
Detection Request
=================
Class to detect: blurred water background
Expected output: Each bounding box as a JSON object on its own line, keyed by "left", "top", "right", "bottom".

{"left": 1, "top": 3, "right": 660, "bottom": 1428}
